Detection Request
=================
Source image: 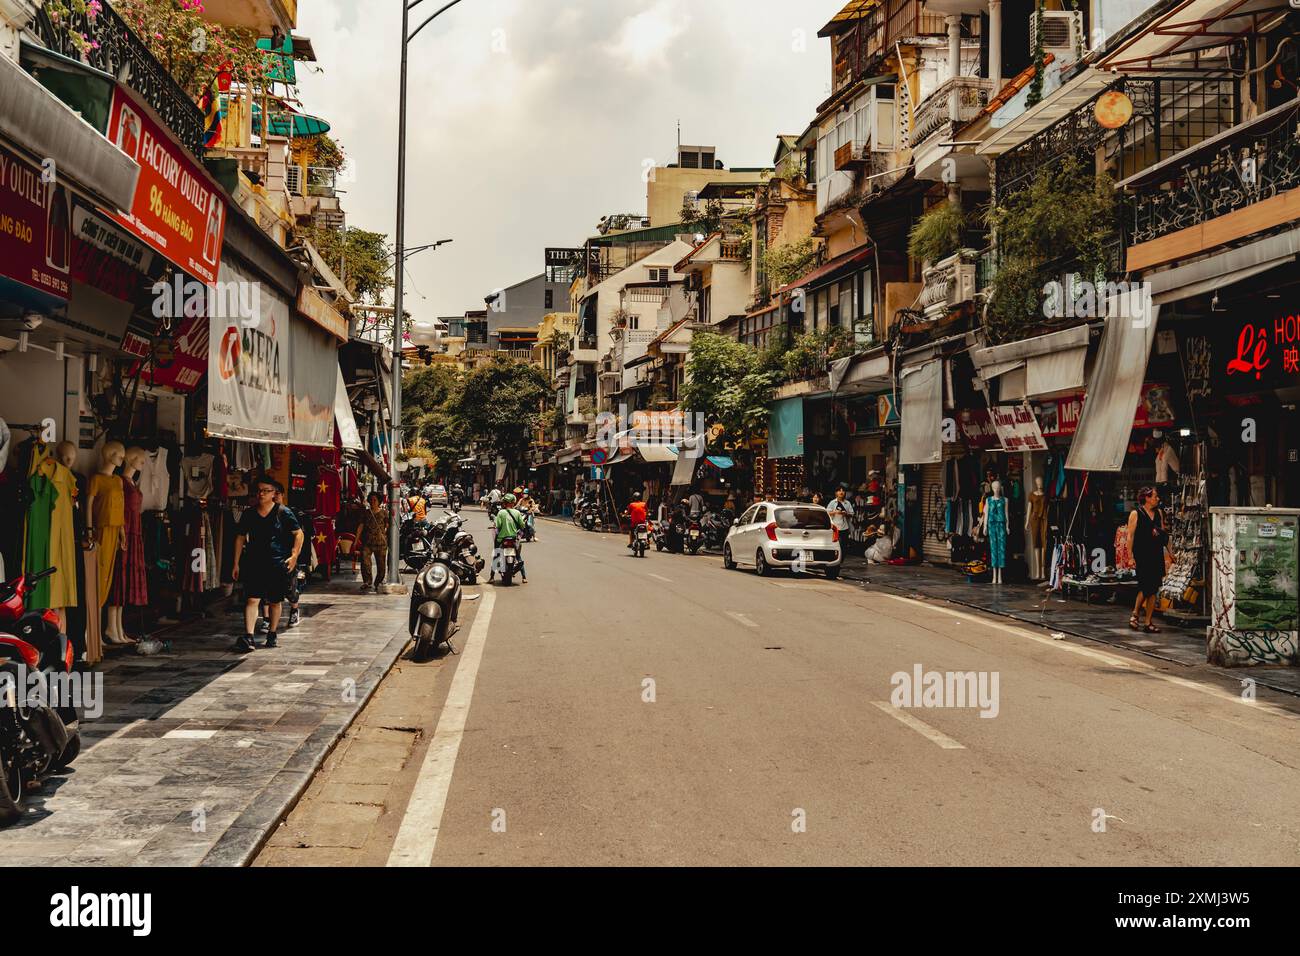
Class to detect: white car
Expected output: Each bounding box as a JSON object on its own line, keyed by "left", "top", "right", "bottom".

{"left": 722, "top": 501, "right": 842, "bottom": 579}
{"left": 427, "top": 484, "right": 449, "bottom": 507}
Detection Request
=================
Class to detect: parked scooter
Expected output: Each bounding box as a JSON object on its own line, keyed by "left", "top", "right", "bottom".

{"left": 428, "top": 511, "right": 484, "bottom": 584}
{"left": 579, "top": 499, "right": 602, "bottom": 532}
{"left": 0, "top": 567, "right": 81, "bottom": 826}
{"left": 408, "top": 552, "right": 463, "bottom": 660}
{"left": 400, "top": 515, "right": 434, "bottom": 573}
{"left": 685, "top": 517, "right": 704, "bottom": 554}
{"left": 700, "top": 509, "right": 732, "bottom": 551}
{"left": 653, "top": 511, "right": 687, "bottom": 553}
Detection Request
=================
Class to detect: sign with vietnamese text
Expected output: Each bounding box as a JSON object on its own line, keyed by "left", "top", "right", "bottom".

{"left": 990, "top": 403, "right": 1048, "bottom": 452}
{"left": 0, "top": 141, "right": 70, "bottom": 300}
{"left": 106, "top": 86, "right": 226, "bottom": 284}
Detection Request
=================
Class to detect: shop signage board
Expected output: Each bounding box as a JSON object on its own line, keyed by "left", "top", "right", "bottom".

{"left": 957, "top": 408, "right": 1000, "bottom": 449}
{"left": 1207, "top": 508, "right": 1300, "bottom": 667}
{"left": 0, "top": 140, "right": 71, "bottom": 300}
{"left": 105, "top": 85, "right": 226, "bottom": 285}
{"left": 1182, "top": 316, "right": 1300, "bottom": 398}
{"left": 1033, "top": 383, "right": 1173, "bottom": 436}
{"left": 207, "top": 260, "right": 291, "bottom": 443}
{"left": 990, "top": 403, "right": 1048, "bottom": 452}
{"left": 877, "top": 392, "right": 900, "bottom": 426}
{"left": 71, "top": 200, "right": 154, "bottom": 303}
{"left": 123, "top": 313, "right": 209, "bottom": 393}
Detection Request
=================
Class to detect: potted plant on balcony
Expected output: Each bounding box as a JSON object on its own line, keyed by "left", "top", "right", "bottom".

{"left": 908, "top": 202, "right": 967, "bottom": 270}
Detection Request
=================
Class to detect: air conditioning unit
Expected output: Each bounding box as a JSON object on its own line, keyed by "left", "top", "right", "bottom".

{"left": 1030, "top": 10, "right": 1084, "bottom": 66}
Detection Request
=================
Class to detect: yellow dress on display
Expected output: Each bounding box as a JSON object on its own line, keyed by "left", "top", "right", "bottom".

{"left": 90, "top": 472, "right": 124, "bottom": 607}
{"left": 36, "top": 458, "right": 78, "bottom": 608}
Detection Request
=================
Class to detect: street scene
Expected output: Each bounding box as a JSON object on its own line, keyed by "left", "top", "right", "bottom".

{"left": 0, "top": 0, "right": 1297, "bottom": 924}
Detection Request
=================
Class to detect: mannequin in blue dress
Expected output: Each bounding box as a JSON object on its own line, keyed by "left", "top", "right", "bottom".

{"left": 983, "top": 479, "right": 1008, "bottom": 584}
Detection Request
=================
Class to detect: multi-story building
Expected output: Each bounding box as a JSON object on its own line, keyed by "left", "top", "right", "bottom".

{"left": 646, "top": 144, "right": 771, "bottom": 226}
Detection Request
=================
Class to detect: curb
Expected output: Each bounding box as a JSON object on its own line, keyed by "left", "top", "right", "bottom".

{"left": 198, "top": 622, "right": 415, "bottom": 866}
{"left": 836, "top": 564, "right": 1300, "bottom": 700}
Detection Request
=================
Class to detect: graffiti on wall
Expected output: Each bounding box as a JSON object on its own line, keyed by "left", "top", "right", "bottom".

{"left": 1207, "top": 627, "right": 1299, "bottom": 667}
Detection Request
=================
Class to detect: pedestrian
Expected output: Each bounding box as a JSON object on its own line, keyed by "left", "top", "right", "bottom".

{"left": 355, "top": 491, "right": 389, "bottom": 592}
{"left": 811, "top": 492, "right": 823, "bottom": 506}
{"left": 688, "top": 488, "right": 705, "bottom": 519}
{"left": 231, "top": 477, "right": 304, "bottom": 653}
{"left": 1127, "top": 486, "right": 1170, "bottom": 632}
{"left": 826, "top": 486, "right": 854, "bottom": 537}
{"left": 258, "top": 487, "right": 304, "bottom": 632}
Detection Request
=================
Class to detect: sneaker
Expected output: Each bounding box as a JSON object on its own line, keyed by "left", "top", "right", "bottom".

{"left": 255, "top": 617, "right": 269, "bottom": 633}
{"left": 264, "top": 632, "right": 278, "bottom": 649}
{"left": 288, "top": 608, "right": 300, "bottom": 628}
{"left": 232, "top": 635, "right": 255, "bottom": 654}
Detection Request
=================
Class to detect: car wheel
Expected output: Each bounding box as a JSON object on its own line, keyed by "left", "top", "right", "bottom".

{"left": 824, "top": 566, "right": 840, "bottom": 580}
{"left": 723, "top": 544, "right": 737, "bottom": 570}
{"left": 755, "top": 550, "right": 770, "bottom": 577}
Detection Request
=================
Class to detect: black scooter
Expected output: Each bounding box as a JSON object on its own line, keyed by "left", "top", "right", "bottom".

{"left": 408, "top": 552, "right": 463, "bottom": 660}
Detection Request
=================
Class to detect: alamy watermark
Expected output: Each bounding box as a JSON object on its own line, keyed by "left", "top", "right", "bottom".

{"left": 889, "top": 664, "right": 1000, "bottom": 719}
{"left": 1042, "top": 276, "right": 1153, "bottom": 327}
{"left": 0, "top": 663, "right": 103, "bottom": 719}
{"left": 595, "top": 403, "right": 707, "bottom": 458}
{"left": 151, "top": 274, "right": 262, "bottom": 327}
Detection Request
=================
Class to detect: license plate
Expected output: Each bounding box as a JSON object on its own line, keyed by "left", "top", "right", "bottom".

{"left": 504, "top": 548, "right": 516, "bottom": 558}
{"left": 690, "top": 530, "right": 700, "bottom": 538}
{"left": 638, "top": 532, "right": 648, "bottom": 540}
{"left": 798, "top": 550, "right": 810, "bottom": 562}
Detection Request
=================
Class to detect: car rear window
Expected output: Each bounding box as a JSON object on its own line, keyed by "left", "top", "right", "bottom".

{"left": 775, "top": 507, "right": 831, "bottom": 530}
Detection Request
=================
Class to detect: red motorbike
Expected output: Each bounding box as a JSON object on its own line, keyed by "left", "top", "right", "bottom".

{"left": 0, "top": 567, "right": 80, "bottom": 827}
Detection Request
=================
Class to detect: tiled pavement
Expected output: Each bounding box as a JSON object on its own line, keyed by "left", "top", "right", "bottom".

{"left": 1, "top": 577, "right": 411, "bottom": 866}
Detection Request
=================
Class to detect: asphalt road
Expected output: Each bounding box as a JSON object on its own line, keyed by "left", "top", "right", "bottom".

{"left": 268, "top": 507, "right": 1300, "bottom": 866}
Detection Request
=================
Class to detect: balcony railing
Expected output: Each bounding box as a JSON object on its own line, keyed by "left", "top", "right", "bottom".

{"left": 912, "top": 77, "right": 993, "bottom": 147}
{"left": 288, "top": 166, "right": 339, "bottom": 198}
{"left": 886, "top": 1, "right": 976, "bottom": 48}
{"left": 34, "top": 4, "right": 207, "bottom": 158}
{"left": 719, "top": 238, "right": 746, "bottom": 260}
{"left": 1125, "top": 104, "right": 1300, "bottom": 247}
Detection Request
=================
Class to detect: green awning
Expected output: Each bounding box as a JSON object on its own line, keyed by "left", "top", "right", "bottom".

{"left": 252, "top": 102, "right": 331, "bottom": 137}
{"left": 19, "top": 41, "right": 115, "bottom": 134}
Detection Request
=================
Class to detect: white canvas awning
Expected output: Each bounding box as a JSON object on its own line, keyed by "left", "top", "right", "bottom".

{"left": 972, "top": 325, "right": 1090, "bottom": 399}
{"left": 899, "top": 357, "right": 943, "bottom": 465}
{"left": 636, "top": 443, "right": 678, "bottom": 463}
{"left": 1066, "top": 290, "right": 1159, "bottom": 472}
{"left": 334, "top": 364, "right": 363, "bottom": 450}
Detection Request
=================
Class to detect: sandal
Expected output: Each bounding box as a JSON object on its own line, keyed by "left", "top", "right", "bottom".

{"left": 1128, "top": 616, "right": 1141, "bottom": 631}
{"left": 1144, "top": 624, "right": 1160, "bottom": 633}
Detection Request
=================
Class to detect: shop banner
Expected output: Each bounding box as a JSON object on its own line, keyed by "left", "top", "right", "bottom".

{"left": 207, "top": 260, "right": 291, "bottom": 443}
{"left": 1033, "top": 383, "right": 1173, "bottom": 437}
{"left": 990, "top": 403, "right": 1048, "bottom": 452}
{"left": 957, "top": 408, "right": 1000, "bottom": 449}
{"left": 289, "top": 317, "right": 339, "bottom": 447}
{"left": 124, "top": 313, "right": 209, "bottom": 393}
{"left": 0, "top": 141, "right": 70, "bottom": 300}
{"left": 71, "top": 199, "right": 155, "bottom": 302}
{"left": 1183, "top": 315, "right": 1300, "bottom": 398}
{"left": 106, "top": 85, "right": 225, "bottom": 284}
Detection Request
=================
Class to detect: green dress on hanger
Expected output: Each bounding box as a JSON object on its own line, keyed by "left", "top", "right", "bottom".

{"left": 25, "top": 472, "right": 56, "bottom": 609}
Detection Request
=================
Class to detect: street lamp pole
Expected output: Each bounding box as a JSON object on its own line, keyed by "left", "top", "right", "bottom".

{"left": 388, "top": 0, "right": 467, "bottom": 588}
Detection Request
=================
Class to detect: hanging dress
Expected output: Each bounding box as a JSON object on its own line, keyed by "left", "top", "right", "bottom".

{"left": 25, "top": 471, "right": 56, "bottom": 609}
{"left": 111, "top": 475, "right": 148, "bottom": 607}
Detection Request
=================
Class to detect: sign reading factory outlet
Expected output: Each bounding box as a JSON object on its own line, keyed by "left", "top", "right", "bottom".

{"left": 0, "top": 141, "right": 70, "bottom": 300}
{"left": 106, "top": 86, "right": 226, "bottom": 284}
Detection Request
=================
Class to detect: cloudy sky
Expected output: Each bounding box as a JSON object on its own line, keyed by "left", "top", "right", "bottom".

{"left": 293, "top": 0, "right": 846, "bottom": 320}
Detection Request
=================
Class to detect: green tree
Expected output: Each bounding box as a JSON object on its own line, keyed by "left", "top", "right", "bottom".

{"left": 762, "top": 237, "right": 818, "bottom": 288}
{"left": 680, "top": 332, "right": 779, "bottom": 453}
{"left": 297, "top": 225, "right": 392, "bottom": 305}
{"left": 451, "top": 359, "right": 550, "bottom": 468}
{"left": 402, "top": 364, "right": 462, "bottom": 430}
{"left": 417, "top": 410, "right": 468, "bottom": 478}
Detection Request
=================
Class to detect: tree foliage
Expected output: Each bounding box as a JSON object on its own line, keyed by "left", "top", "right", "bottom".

{"left": 762, "top": 237, "right": 818, "bottom": 289}
{"left": 296, "top": 225, "right": 392, "bottom": 305}
{"left": 908, "top": 202, "right": 966, "bottom": 264}
{"left": 450, "top": 359, "right": 550, "bottom": 466}
{"left": 985, "top": 155, "right": 1116, "bottom": 343}
{"left": 782, "top": 327, "right": 855, "bottom": 382}
{"left": 680, "top": 332, "right": 779, "bottom": 451}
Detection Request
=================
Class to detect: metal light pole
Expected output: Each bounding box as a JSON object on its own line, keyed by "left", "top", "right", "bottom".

{"left": 388, "top": 0, "right": 468, "bottom": 588}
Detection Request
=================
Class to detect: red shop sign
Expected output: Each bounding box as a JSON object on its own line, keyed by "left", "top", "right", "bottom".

{"left": 1035, "top": 382, "right": 1174, "bottom": 436}
{"left": 0, "top": 141, "right": 71, "bottom": 300}
{"left": 106, "top": 86, "right": 226, "bottom": 284}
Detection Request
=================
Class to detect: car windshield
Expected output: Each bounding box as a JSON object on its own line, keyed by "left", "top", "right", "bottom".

{"left": 774, "top": 507, "right": 831, "bottom": 530}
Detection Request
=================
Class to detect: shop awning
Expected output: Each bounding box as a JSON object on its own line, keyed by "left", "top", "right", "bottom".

{"left": 334, "top": 365, "right": 363, "bottom": 450}
{"left": 1144, "top": 227, "right": 1300, "bottom": 306}
{"left": 1096, "top": 0, "right": 1282, "bottom": 74}
{"left": 768, "top": 397, "right": 805, "bottom": 459}
{"left": 972, "top": 324, "right": 1090, "bottom": 400}
{"left": 636, "top": 443, "right": 677, "bottom": 463}
{"left": 706, "top": 455, "right": 734, "bottom": 470}
{"left": 1066, "top": 290, "right": 1159, "bottom": 472}
{"left": 457, "top": 456, "right": 477, "bottom": 465}
{"left": 357, "top": 449, "right": 393, "bottom": 486}
{"left": 671, "top": 435, "right": 705, "bottom": 486}
{"left": 830, "top": 350, "right": 892, "bottom": 394}
{"left": 899, "top": 357, "right": 943, "bottom": 465}
{"left": 556, "top": 448, "right": 581, "bottom": 464}
{"left": 605, "top": 450, "right": 634, "bottom": 465}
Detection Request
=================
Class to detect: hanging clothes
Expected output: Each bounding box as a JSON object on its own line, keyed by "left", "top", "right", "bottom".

{"left": 25, "top": 470, "right": 56, "bottom": 609}
{"left": 110, "top": 475, "right": 147, "bottom": 607}
{"left": 39, "top": 459, "right": 78, "bottom": 608}
{"left": 138, "top": 447, "right": 171, "bottom": 512}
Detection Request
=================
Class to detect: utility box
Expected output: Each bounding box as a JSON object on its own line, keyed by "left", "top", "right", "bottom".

{"left": 1207, "top": 507, "right": 1300, "bottom": 667}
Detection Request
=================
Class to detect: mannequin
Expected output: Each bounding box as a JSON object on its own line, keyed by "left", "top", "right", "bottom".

{"left": 1026, "top": 475, "right": 1048, "bottom": 581}
{"left": 983, "top": 479, "right": 1008, "bottom": 585}
{"left": 86, "top": 441, "right": 133, "bottom": 645}
{"left": 110, "top": 447, "right": 149, "bottom": 639}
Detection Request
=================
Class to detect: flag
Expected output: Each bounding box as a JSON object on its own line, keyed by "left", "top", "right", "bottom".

{"left": 199, "top": 84, "right": 222, "bottom": 148}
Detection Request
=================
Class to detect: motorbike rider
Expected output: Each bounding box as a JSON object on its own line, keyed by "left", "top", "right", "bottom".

{"left": 625, "top": 492, "right": 648, "bottom": 548}
{"left": 687, "top": 489, "right": 705, "bottom": 520}
{"left": 516, "top": 487, "right": 538, "bottom": 540}
{"left": 450, "top": 482, "right": 465, "bottom": 508}
{"left": 490, "top": 493, "right": 528, "bottom": 584}
{"left": 408, "top": 489, "right": 429, "bottom": 528}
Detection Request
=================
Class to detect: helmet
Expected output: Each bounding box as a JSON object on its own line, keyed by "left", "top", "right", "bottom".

{"left": 503, "top": 493, "right": 517, "bottom": 505}
{"left": 632, "top": 492, "right": 642, "bottom": 500}
{"left": 513, "top": 487, "right": 523, "bottom": 495}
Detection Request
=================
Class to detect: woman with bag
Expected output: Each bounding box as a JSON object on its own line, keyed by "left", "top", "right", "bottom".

{"left": 1127, "top": 486, "right": 1171, "bottom": 633}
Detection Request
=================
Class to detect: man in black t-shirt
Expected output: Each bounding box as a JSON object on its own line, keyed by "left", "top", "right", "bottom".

{"left": 231, "top": 477, "right": 304, "bottom": 653}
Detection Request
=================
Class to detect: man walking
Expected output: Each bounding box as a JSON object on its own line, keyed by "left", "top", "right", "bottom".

{"left": 231, "top": 478, "right": 304, "bottom": 653}
{"left": 355, "top": 492, "right": 390, "bottom": 592}
{"left": 826, "top": 486, "right": 854, "bottom": 539}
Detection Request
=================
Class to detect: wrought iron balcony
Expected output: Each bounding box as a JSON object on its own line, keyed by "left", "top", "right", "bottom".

{"left": 912, "top": 76, "right": 993, "bottom": 147}
{"left": 34, "top": 3, "right": 207, "bottom": 158}
{"left": 1124, "top": 102, "right": 1300, "bottom": 247}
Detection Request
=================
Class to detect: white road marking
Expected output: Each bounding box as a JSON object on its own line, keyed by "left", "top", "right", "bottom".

{"left": 648, "top": 573, "right": 672, "bottom": 583}
{"left": 877, "top": 593, "right": 1299, "bottom": 721}
{"left": 387, "top": 589, "right": 497, "bottom": 867}
{"left": 163, "top": 729, "right": 217, "bottom": 740}
{"left": 871, "top": 701, "right": 966, "bottom": 749}
{"left": 774, "top": 581, "right": 840, "bottom": 590}
{"left": 726, "top": 611, "right": 759, "bottom": 628}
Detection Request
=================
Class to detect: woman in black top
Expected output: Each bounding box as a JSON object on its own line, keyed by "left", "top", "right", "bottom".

{"left": 1127, "top": 486, "right": 1171, "bottom": 632}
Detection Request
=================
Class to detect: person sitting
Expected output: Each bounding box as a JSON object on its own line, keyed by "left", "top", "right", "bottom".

{"left": 626, "top": 492, "right": 648, "bottom": 548}
{"left": 491, "top": 493, "right": 528, "bottom": 583}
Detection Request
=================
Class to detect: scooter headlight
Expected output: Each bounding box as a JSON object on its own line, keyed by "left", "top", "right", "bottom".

{"left": 424, "top": 563, "right": 449, "bottom": 588}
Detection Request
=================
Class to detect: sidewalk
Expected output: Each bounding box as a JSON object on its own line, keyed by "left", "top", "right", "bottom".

{"left": 837, "top": 555, "right": 1300, "bottom": 698}
{"left": 1, "top": 575, "right": 410, "bottom": 867}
